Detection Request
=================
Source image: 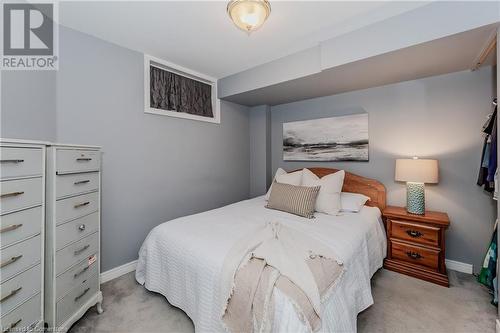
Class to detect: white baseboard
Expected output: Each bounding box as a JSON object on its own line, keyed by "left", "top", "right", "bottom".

{"left": 100, "top": 258, "right": 472, "bottom": 284}
{"left": 100, "top": 259, "right": 138, "bottom": 283}
{"left": 445, "top": 259, "right": 473, "bottom": 274}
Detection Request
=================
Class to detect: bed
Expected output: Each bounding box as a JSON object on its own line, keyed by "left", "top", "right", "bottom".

{"left": 135, "top": 168, "right": 387, "bottom": 332}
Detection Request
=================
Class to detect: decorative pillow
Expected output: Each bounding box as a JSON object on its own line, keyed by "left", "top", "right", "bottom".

{"left": 266, "top": 182, "right": 320, "bottom": 219}
{"left": 265, "top": 168, "right": 303, "bottom": 200}
{"left": 301, "top": 168, "right": 345, "bottom": 215}
{"left": 340, "top": 192, "right": 371, "bottom": 212}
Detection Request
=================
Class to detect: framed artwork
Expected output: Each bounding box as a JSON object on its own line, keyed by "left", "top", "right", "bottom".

{"left": 283, "top": 113, "right": 369, "bottom": 161}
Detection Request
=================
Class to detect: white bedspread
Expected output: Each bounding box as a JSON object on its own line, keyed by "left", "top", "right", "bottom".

{"left": 136, "top": 196, "right": 387, "bottom": 333}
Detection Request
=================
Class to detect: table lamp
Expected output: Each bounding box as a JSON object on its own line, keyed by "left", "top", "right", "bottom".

{"left": 395, "top": 157, "right": 439, "bottom": 215}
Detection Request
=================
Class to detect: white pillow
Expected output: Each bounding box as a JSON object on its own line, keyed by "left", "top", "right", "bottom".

{"left": 340, "top": 192, "right": 371, "bottom": 212}
{"left": 301, "top": 168, "right": 345, "bottom": 215}
{"left": 265, "top": 168, "right": 303, "bottom": 200}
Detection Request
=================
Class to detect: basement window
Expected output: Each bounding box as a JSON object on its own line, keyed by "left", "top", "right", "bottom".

{"left": 144, "top": 55, "right": 220, "bottom": 124}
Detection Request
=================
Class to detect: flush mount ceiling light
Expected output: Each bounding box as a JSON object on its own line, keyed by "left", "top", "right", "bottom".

{"left": 227, "top": 0, "right": 271, "bottom": 34}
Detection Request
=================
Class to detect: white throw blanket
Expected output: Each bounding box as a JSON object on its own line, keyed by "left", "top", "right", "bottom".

{"left": 220, "top": 221, "right": 344, "bottom": 332}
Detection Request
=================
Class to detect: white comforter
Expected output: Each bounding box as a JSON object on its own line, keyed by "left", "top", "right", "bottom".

{"left": 136, "top": 196, "right": 387, "bottom": 333}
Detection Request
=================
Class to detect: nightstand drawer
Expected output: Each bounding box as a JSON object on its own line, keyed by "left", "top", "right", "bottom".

{"left": 391, "top": 240, "right": 439, "bottom": 270}
{"left": 390, "top": 219, "right": 439, "bottom": 247}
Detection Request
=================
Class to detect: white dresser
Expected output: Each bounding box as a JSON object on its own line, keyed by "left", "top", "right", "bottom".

{"left": 44, "top": 144, "right": 103, "bottom": 332}
{"left": 0, "top": 140, "right": 46, "bottom": 333}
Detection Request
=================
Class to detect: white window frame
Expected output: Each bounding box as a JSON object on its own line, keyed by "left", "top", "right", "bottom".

{"left": 144, "top": 54, "right": 220, "bottom": 124}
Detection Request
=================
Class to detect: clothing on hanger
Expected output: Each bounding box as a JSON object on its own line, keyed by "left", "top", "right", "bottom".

{"left": 478, "top": 224, "right": 498, "bottom": 306}
{"left": 478, "top": 105, "right": 497, "bottom": 192}
{"left": 487, "top": 109, "right": 498, "bottom": 183}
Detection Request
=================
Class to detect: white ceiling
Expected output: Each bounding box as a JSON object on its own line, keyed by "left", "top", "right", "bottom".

{"left": 59, "top": 1, "right": 429, "bottom": 78}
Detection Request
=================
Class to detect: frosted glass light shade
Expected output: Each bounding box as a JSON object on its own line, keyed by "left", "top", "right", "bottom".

{"left": 227, "top": 0, "right": 271, "bottom": 33}
{"left": 395, "top": 158, "right": 439, "bottom": 184}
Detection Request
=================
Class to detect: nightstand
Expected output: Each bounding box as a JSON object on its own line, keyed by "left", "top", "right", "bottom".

{"left": 383, "top": 206, "right": 450, "bottom": 287}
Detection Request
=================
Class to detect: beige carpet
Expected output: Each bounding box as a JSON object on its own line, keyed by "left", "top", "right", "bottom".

{"left": 69, "top": 269, "right": 497, "bottom": 333}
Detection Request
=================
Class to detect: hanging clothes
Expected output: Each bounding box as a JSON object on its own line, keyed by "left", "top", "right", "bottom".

{"left": 478, "top": 224, "right": 498, "bottom": 306}
{"left": 487, "top": 109, "right": 497, "bottom": 183}
{"left": 494, "top": 168, "right": 498, "bottom": 200}
{"left": 478, "top": 106, "right": 497, "bottom": 192}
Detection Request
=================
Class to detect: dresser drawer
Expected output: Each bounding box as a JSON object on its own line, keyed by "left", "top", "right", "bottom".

{"left": 0, "top": 148, "right": 43, "bottom": 180}
{"left": 0, "top": 235, "right": 41, "bottom": 283}
{"left": 56, "top": 232, "right": 99, "bottom": 276}
{"left": 56, "top": 149, "right": 100, "bottom": 175}
{"left": 0, "top": 293, "right": 41, "bottom": 332}
{"left": 56, "top": 274, "right": 98, "bottom": 326}
{"left": 390, "top": 219, "right": 440, "bottom": 247}
{"left": 56, "top": 212, "right": 99, "bottom": 251}
{"left": 0, "top": 264, "right": 41, "bottom": 315}
{"left": 391, "top": 240, "right": 439, "bottom": 270}
{"left": 56, "top": 172, "right": 99, "bottom": 199}
{"left": 55, "top": 191, "right": 99, "bottom": 226}
{"left": 1, "top": 206, "right": 42, "bottom": 249}
{"left": 0, "top": 178, "right": 42, "bottom": 215}
{"left": 56, "top": 255, "right": 98, "bottom": 301}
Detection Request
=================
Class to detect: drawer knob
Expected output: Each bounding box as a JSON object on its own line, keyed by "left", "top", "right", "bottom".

{"left": 0, "top": 255, "right": 23, "bottom": 268}
{"left": 74, "top": 287, "right": 90, "bottom": 302}
{"left": 0, "top": 191, "right": 24, "bottom": 199}
{"left": 76, "top": 157, "right": 92, "bottom": 162}
{"left": 0, "top": 224, "right": 23, "bottom": 234}
{"left": 406, "top": 251, "right": 423, "bottom": 260}
{"left": 74, "top": 244, "right": 90, "bottom": 255}
{"left": 78, "top": 224, "right": 86, "bottom": 231}
{"left": 74, "top": 180, "right": 90, "bottom": 185}
{"left": 0, "top": 287, "right": 22, "bottom": 303}
{"left": 0, "top": 159, "right": 24, "bottom": 164}
{"left": 3, "top": 318, "right": 22, "bottom": 333}
{"left": 74, "top": 201, "right": 90, "bottom": 209}
{"left": 406, "top": 230, "right": 423, "bottom": 238}
{"left": 74, "top": 265, "right": 90, "bottom": 279}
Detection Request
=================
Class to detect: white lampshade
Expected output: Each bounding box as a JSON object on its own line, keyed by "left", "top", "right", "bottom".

{"left": 395, "top": 158, "right": 439, "bottom": 184}
{"left": 227, "top": 0, "right": 271, "bottom": 33}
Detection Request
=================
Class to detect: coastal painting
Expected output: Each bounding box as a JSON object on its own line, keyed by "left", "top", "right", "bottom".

{"left": 283, "top": 113, "right": 369, "bottom": 161}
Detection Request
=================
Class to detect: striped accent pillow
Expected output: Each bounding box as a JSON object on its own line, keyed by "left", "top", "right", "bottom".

{"left": 266, "top": 182, "right": 320, "bottom": 219}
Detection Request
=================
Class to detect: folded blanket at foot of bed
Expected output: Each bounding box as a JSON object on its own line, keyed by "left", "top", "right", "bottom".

{"left": 221, "top": 221, "right": 344, "bottom": 333}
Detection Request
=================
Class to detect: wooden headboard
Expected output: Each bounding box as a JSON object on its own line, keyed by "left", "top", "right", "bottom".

{"left": 292, "top": 167, "right": 386, "bottom": 211}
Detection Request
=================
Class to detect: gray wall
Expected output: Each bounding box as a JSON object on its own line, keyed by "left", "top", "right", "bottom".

{"left": 270, "top": 67, "right": 496, "bottom": 273}
{"left": 1, "top": 26, "right": 250, "bottom": 272}
{"left": 55, "top": 27, "right": 250, "bottom": 271}
{"left": 1, "top": 71, "right": 57, "bottom": 141}
{"left": 249, "top": 105, "right": 271, "bottom": 197}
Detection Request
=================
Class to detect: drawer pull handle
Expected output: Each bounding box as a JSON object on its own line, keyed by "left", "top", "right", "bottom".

{"left": 74, "top": 180, "right": 90, "bottom": 185}
{"left": 74, "top": 266, "right": 90, "bottom": 279}
{"left": 0, "top": 159, "right": 24, "bottom": 164}
{"left": 0, "top": 191, "right": 24, "bottom": 199}
{"left": 0, "top": 255, "right": 23, "bottom": 268}
{"left": 78, "top": 224, "right": 86, "bottom": 231}
{"left": 74, "top": 201, "right": 90, "bottom": 209}
{"left": 74, "top": 245, "right": 90, "bottom": 255}
{"left": 406, "top": 230, "right": 423, "bottom": 238}
{"left": 3, "top": 318, "right": 22, "bottom": 333}
{"left": 406, "top": 251, "right": 423, "bottom": 260}
{"left": 406, "top": 230, "right": 424, "bottom": 238}
{"left": 75, "top": 287, "right": 90, "bottom": 302}
{"left": 0, "top": 224, "right": 23, "bottom": 233}
{"left": 76, "top": 158, "right": 92, "bottom": 162}
{"left": 0, "top": 287, "right": 22, "bottom": 303}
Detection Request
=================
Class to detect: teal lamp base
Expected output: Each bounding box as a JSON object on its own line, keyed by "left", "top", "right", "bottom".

{"left": 406, "top": 182, "right": 425, "bottom": 215}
